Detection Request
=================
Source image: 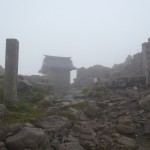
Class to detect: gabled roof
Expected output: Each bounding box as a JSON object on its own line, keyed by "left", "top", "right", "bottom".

{"left": 39, "top": 55, "right": 76, "bottom": 74}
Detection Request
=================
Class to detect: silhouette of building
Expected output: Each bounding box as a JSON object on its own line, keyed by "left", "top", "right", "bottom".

{"left": 40, "top": 55, "right": 76, "bottom": 90}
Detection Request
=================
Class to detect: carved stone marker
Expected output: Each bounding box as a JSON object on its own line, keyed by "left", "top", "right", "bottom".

{"left": 142, "top": 38, "right": 150, "bottom": 85}
{"left": 4, "top": 39, "right": 19, "bottom": 101}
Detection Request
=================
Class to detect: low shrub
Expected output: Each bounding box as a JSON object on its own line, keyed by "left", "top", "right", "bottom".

{"left": 82, "top": 83, "right": 108, "bottom": 98}
{"left": 18, "top": 84, "right": 54, "bottom": 103}
{"left": 0, "top": 99, "right": 50, "bottom": 126}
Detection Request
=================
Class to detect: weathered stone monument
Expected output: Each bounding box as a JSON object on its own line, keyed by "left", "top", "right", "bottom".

{"left": 4, "top": 39, "right": 19, "bottom": 101}
{"left": 142, "top": 38, "right": 150, "bottom": 85}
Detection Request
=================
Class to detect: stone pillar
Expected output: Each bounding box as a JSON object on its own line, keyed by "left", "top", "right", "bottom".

{"left": 4, "top": 39, "right": 19, "bottom": 101}
{"left": 142, "top": 38, "right": 150, "bottom": 85}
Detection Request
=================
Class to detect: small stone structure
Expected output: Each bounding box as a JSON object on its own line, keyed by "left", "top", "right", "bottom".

{"left": 74, "top": 65, "right": 110, "bottom": 87}
{"left": 142, "top": 38, "right": 150, "bottom": 85}
{"left": 40, "top": 55, "right": 76, "bottom": 90}
{"left": 4, "top": 39, "right": 19, "bottom": 101}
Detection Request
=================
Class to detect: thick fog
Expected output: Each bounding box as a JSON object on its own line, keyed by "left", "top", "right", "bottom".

{"left": 0, "top": 0, "right": 150, "bottom": 81}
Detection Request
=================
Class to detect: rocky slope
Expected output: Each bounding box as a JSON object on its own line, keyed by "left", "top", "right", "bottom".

{"left": 0, "top": 88, "right": 150, "bottom": 150}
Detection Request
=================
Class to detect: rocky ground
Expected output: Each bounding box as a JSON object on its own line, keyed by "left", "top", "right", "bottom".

{"left": 0, "top": 87, "right": 150, "bottom": 150}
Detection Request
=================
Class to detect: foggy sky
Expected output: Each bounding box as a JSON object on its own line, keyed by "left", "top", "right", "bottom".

{"left": 0, "top": 0, "right": 150, "bottom": 80}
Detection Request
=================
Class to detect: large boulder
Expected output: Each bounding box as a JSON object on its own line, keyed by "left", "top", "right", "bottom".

{"left": 6, "top": 127, "right": 51, "bottom": 150}
{"left": 116, "top": 124, "right": 136, "bottom": 135}
{"left": 0, "top": 104, "right": 6, "bottom": 119}
{"left": 117, "top": 136, "right": 137, "bottom": 149}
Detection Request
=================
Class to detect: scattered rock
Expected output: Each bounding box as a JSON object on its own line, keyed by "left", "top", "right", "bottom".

{"left": 65, "top": 89, "right": 84, "bottom": 99}
{"left": 30, "top": 115, "right": 69, "bottom": 130}
{"left": 59, "top": 142, "right": 86, "bottom": 150}
{"left": 6, "top": 127, "right": 51, "bottom": 150}
{"left": 84, "top": 106, "right": 100, "bottom": 119}
{"left": 74, "top": 94, "right": 85, "bottom": 99}
{"left": 96, "top": 134, "right": 114, "bottom": 150}
{"left": 65, "top": 107, "right": 81, "bottom": 119}
{"left": 24, "top": 122, "right": 35, "bottom": 128}
{"left": 46, "top": 106, "right": 60, "bottom": 113}
{"left": 72, "top": 124, "right": 97, "bottom": 150}
{"left": 118, "top": 115, "right": 133, "bottom": 125}
{"left": 61, "top": 101, "right": 71, "bottom": 107}
{"left": 0, "top": 87, "right": 150, "bottom": 149}
{"left": 117, "top": 136, "right": 137, "bottom": 149}
{"left": 116, "top": 124, "right": 136, "bottom": 135}
{"left": 37, "top": 99, "right": 54, "bottom": 109}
